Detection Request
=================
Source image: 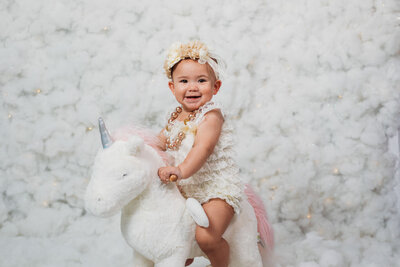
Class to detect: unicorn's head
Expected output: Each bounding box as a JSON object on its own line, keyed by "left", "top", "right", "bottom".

{"left": 85, "top": 118, "right": 158, "bottom": 217}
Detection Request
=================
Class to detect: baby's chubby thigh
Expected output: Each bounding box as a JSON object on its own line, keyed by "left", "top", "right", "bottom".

{"left": 195, "top": 198, "right": 234, "bottom": 251}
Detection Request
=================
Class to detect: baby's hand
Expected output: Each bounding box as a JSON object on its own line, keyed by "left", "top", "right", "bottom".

{"left": 157, "top": 166, "right": 182, "bottom": 184}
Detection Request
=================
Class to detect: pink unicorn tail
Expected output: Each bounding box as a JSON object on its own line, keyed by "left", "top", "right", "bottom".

{"left": 245, "top": 184, "right": 274, "bottom": 250}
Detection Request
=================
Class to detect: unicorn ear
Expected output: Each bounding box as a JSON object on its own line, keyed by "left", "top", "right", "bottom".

{"left": 127, "top": 136, "right": 144, "bottom": 155}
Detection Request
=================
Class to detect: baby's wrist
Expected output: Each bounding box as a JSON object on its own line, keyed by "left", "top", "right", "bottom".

{"left": 177, "top": 165, "right": 185, "bottom": 179}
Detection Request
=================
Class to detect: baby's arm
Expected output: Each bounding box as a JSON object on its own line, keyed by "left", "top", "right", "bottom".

{"left": 158, "top": 109, "right": 223, "bottom": 182}
{"left": 179, "top": 109, "right": 224, "bottom": 178}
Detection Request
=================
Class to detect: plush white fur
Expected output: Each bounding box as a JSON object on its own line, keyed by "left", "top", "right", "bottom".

{"left": 85, "top": 135, "right": 265, "bottom": 267}
{"left": 186, "top": 198, "right": 209, "bottom": 228}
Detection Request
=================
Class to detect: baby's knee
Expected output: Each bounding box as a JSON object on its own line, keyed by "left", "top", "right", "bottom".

{"left": 195, "top": 230, "right": 220, "bottom": 252}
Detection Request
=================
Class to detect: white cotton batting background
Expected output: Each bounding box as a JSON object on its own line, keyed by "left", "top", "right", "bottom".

{"left": 1, "top": 0, "right": 399, "bottom": 266}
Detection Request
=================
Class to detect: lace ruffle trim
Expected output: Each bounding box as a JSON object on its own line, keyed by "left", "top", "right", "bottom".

{"left": 194, "top": 101, "right": 224, "bottom": 124}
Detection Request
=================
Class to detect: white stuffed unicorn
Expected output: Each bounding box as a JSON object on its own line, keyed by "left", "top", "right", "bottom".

{"left": 85, "top": 118, "right": 273, "bottom": 267}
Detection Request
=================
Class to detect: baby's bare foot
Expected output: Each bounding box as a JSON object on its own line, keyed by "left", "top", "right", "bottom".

{"left": 185, "top": 258, "right": 194, "bottom": 266}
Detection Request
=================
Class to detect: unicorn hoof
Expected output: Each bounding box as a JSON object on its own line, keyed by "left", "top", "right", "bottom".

{"left": 186, "top": 198, "right": 209, "bottom": 228}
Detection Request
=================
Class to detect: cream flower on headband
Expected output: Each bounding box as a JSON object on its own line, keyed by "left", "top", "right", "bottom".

{"left": 163, "top": 40, "right": 222, "bottom": 80}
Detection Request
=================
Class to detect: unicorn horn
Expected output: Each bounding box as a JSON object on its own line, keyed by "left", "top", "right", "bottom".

{"left": 98, "top": 117, "right": 114, "bottom": 148}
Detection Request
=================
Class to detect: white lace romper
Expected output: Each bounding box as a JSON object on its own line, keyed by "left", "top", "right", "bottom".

{"left": 164, "top": 101, "right": 244, "bottom": 214}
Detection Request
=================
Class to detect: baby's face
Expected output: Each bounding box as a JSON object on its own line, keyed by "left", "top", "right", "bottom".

{"left": 168, "top": 59, "right": 221, "bottom": 112}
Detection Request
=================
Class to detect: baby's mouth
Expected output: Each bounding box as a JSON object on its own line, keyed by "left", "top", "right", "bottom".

{"left": 185, "top": 96, "right": 201, "bottom": 99}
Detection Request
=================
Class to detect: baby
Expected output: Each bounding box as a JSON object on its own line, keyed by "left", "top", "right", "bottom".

{"left": 158, "top": 41, "right": 243, "bottom": 267}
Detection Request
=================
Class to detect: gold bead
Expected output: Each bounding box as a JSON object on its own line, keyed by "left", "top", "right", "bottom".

{"left": 169, "top": 174, "right": 178, "bottom": 182}
{"left": 176, "top": 107, "right": 182, "bottom": 113}
{"left": 178, "top": 132, "right": 185, "bottom": 139}
{"left": 168, "top": 118, "right": 173, "bottom": 123}
{"left": 171, "top": 112, "right": 178, "bottom": 119}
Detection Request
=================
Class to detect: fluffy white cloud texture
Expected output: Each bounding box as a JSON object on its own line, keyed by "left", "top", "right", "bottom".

{"left": 0, "top": 0, "right": 399, "bottom": 266}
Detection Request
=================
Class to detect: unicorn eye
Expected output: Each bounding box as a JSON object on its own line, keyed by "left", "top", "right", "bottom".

{"left": 122, "top": 173, "right": 128, "bottom": 177}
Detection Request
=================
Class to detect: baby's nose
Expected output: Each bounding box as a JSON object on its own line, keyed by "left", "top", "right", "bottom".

{"left": 188, "top": 82, "right": 198, "bottom": 91}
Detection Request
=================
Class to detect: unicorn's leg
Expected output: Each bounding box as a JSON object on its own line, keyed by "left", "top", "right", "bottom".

{"left": 229, "top": 232, "right": 263, "bottom": 267}
{"left": 132, "top": 250, "right": 154, "bottom": 267}
{"left": 228, "top": 203, "right": 263, "bottom": 267}
{"left": 154, "top": 247, "right": 190, "bottom": 267}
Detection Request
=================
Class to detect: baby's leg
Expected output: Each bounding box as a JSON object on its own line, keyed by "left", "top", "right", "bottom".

{"left": 195, "top": 198, "right": 234, "bottom": 267}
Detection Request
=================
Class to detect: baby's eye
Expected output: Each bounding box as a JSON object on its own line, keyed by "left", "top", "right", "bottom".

{"left": 180, "top": 79, "right": 188, "bottom": 83}
{"left": 198, "top": 79, "right": 207, "bottom": 83}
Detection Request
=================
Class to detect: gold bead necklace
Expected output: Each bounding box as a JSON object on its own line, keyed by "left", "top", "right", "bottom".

{"left": 165, "top": 106, "right": 197, "bottom": 150}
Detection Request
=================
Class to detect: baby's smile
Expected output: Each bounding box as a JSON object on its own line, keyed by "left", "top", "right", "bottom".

{"left": 184, "top": 95, "right": 202, "bottom": 103}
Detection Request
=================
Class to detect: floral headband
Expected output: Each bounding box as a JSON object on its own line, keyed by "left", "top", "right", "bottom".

{"left": 163, "top": 40, "right": 223, "bottom": 80}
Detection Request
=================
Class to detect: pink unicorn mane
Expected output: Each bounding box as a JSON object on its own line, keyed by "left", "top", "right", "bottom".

{"left": 111, "top": 125, "right": 173, "bottom": 166}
